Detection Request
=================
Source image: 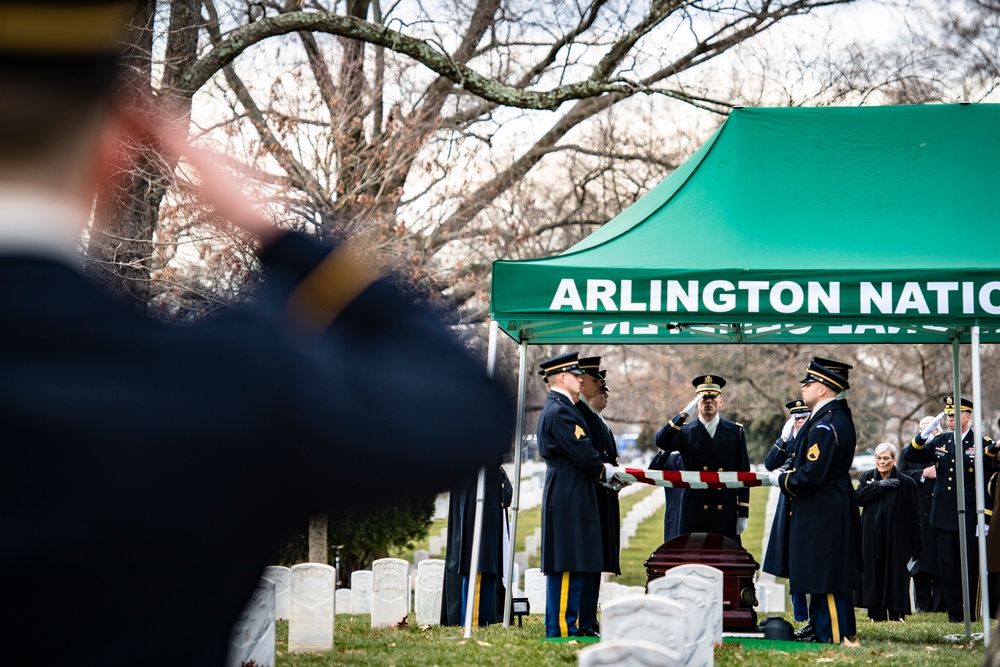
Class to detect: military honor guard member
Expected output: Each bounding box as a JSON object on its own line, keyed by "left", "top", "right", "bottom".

{"left": 769, "top": 359, "right": 862, "bottom": 644}
{"left": 901, "top": 396, "right": 1000, "bottom": 622}
{"left": 898, "top": 415, "right": 946, "bottom": 613}
{"left": 575, "top": 357, "right": 622, "bottom": 636}
{"left": 536, "top": 353, "right": 618, "bottom": 638}
{"left": 762, "top": 399, "right": 812, "bottom": 624}
{"left": 654, "top": 375, "right": 751, "bottom": 542}
{"left": 0, "top": 5, "right": 514, "bottom": 665}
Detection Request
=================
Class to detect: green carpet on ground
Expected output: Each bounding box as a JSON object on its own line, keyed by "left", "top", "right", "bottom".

{"left": 722, "top": 636, "right": 827, "bottom": 651}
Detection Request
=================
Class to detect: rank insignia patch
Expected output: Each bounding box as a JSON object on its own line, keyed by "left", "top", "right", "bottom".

{"left": 574, "top": 425, "right": 585, "bottom": 439}
{"left": 807, "top": 443, "right": 820, "bottom": 461}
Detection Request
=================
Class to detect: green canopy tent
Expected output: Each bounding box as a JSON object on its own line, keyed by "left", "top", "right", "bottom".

{"left": 472, "top": 104, "right": 1000, "bottom": 639}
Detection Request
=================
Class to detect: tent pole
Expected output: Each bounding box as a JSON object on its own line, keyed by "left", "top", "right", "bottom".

{"left": 952, "top": 337, "right": 972, "bottom": 637}
{"left": 502, "top": 339, "right": 529, "bottom": 628}
{"left": 973, "top": 326, "right": 990, "bottom": 645}
{"left": 464, "top": 321, "right": 500, "bottom": 637}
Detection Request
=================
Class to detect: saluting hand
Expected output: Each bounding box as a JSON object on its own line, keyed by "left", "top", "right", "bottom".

{"left": 681, "top": 394, "right": 702, "bottom": 417}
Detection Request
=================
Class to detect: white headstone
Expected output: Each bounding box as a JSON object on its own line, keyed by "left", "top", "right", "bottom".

{"left": 755, "top": 581, "right": 786, "bottom": 613}
{"left": 514, "top": 552, "right": 529, "bottom": 582}
{"left": 288, "top": 563, "right": 335, "bottom": 653}
{"left": 647, "top": 575, "right": 716, "bottom": 667}
{"left": 664, "top": 564, "right": 724, "bottom": 644}
{"left": 524, "top": 568, "right": 546, "bottom": 614}
{"left": 351, "top": 570, "right": 373, "bottom": 614}
{"left": 413, "top": 550, "right": 429, "bottom": 565}
{"left": 524, "top": 535, "right": 538, "bottom": 557}
{"left": 428, "top": 536, "right": 442, "bottom": 556}
{"left": 335, "top": 588, "right": 353, "bottom": 614}
{"left": 598, "top": 581, "right": 631, "bottom": 610}
{"left": 415, "top": 559, "right": 445, "bottom": 626}
{"left": 262, "top": 566, "right": 291, "bottom": 621}
{"left": 371, "top": 558, "right": 410, "bottom": 628}
{"left": 440, "top": 526, "right": 449, "bottom": 542}
{"left": 578, "top": 638, "right": 684, "bottom": 667}
{"left": 601, "top": 595, "right": 694, "bottom": 664}
{"left": 226, "top": 579, "right": 275, "bottom": 667}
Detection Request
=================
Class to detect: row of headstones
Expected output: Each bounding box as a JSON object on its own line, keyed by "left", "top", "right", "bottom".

{"left": 580, "top": 564, "right": 725, "bottom": 667}
{"left": 227, "top": 558, "right": 434, "bottom": 666}
{"left": 620, "top": 488, "right": 666, "bottom": 549}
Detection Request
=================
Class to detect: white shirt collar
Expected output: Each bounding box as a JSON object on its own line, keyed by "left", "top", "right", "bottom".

{"left": 699, "top": 413, "right": 720, "bottom": 431}
{"left": 812, "top": 397, "right": 835, "bottom": 413}
{"left": 551, "top": 387, "right": 574, "bottom": 402}
{"left": 0, "top": 187, "right": 88, "bottom": 264}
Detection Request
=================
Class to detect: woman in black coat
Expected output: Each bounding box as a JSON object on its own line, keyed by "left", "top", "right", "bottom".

{"left": 855, "top": 442, "right": 923, "bottom": 621}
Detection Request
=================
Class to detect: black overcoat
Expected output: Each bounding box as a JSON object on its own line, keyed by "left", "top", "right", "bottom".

{"left": 538, "top": 390, "right": 605, "bottom": 573}
{"left": 577, "top": 400, "right": 621, "bottom": 574}
{"left": 441, "top": 463, "right": 511, "bottom": 625}
{"left": 1, "top": 232, "right": 514, "bottom": 667}
{"left": 762, "top": 437, "right": 796, "bottom": 578}
{"left": 854, "top": 467, "right": 923, "bottom": 613}
{"left": 654, "top": 413, "right": 750, "bottom": 541}
{"left": 898, "top": 453, "right": 941, "bottom": 574}
{"left": 775, "top": 400, "right": 862, "bottom": 595}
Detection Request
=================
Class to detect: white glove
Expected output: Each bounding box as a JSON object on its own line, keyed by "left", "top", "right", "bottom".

{"left": 736, "top": 517, "right": 748, "bottom": 535}
{"left": 920, "top": 411, "right": 946, "bottom": 440}
{"left": 682, "top": 394, "right": 702, "bottom": 416}
{"left": 780, "top": 416, "right": 796, "bottom": 442}
{"left": 977, "top": 524, "right": 990, "bottom": 538}
{"left": 767, "top": 470, "right": 782, "bottom": 487}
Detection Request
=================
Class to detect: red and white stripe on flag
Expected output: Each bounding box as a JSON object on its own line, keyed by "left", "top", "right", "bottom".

{"left": 614, "top": 467, "right": 771, "bottom": 488}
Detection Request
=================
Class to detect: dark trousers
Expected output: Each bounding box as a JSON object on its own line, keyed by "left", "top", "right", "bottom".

{"left": 460, "top": 573, "right": 497, "bottom": 627}
{"left": 545, "top": 572, "right": 586, "bottom": 637}
{"left": 791, "top": 593, "right": 809, "bottom": 622}
{"left": 912, "top": 572, "right": 944, "bottom": 613}
{"left": 809, "top": 593, "right": 855, "bottom": 643}
{"left": 578, "top": 573, "right": 601, "bottom": 632}
{"left": 937, "top": 529, "right": 979, "bottom": 622}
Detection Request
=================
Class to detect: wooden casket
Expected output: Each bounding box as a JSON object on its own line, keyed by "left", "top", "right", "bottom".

{"left": 644, "top": 532, "right": 759, "bottom": 630}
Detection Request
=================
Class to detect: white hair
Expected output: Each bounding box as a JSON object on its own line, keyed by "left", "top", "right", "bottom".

{"left": 874, "top": 442, "right": 897, "bottom": 459}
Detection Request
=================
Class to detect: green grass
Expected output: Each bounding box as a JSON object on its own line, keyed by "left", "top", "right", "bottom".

{"left": 363, "top": 483, "right": 988, "bottom": 666}
{"left": 274, "top": 613, "right": 987, "bottom": 666}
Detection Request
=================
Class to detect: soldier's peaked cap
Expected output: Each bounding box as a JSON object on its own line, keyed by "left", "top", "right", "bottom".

{"left": 785, "top": 399, "right": 810, "bottom": 416}
{"left": 692, "top": 375, "right": 725, "bottom": 395}
{"left": 538, "top": 352, "right": 585, "bottom": 377}
{"left": 943, "top": 396, "right": 973, "bottom": 414}
{"left": 812, "top": 357, "right": 853, "bottom": 380}
{"left": 577, "top": 356, "right": 602, "bottom": 379}
{"left": 800, "top": 360, "right": 849, "bottom": 392}
{"left": 0, "top": 2, "right": 137, "bottom": 87}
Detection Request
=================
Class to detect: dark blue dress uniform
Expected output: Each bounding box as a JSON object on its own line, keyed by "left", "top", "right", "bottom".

{"left": 774, "top": 361, "right": 862, "bottom": 644}
{"left": 654, "top": 402, "right": 750, "bottom": 542}
{"left": 441, "top": 463, "right": 511, "bottom": 626}
{"left": 901, "top": 404, "right": 999, "bottom": 622}
{"left": 536, "top": 354, "right": 607, "bottom": 638}
{"left": 762, "top": 400, "right": 810, "bottom": 623}
{"left": 898, "top": 443, "right": 945, "bottom": 612}
{"left": 1, "top": 231, "right": 515, "bottom": 667}
{"left": 649, "top": 451, "right": 685, "bottom": 541}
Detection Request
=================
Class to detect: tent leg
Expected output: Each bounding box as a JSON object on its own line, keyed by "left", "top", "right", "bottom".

{"left": 952, "top": 337, "right": 972, "bottom": 638}
{"left": 973, "top": 326, "right": 991, "bottom": 645}
{"left": 502, "top": 340, "right": 529, "bottom": 628}
{"left": 463, "top": 321, "right": 501, "bottom": 637}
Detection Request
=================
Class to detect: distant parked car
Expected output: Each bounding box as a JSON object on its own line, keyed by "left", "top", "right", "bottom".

{"left": 851, "top": 449, "right": 876, "bottom": 478}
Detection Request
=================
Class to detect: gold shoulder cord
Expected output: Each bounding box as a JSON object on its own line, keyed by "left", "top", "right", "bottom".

{"left": 284, "top": 242, "right": 378, "bottom": 334}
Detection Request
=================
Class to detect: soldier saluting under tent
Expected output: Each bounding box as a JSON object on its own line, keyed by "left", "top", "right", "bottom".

{"left": 654, "top": 375, "right": 751, "bottom": 542}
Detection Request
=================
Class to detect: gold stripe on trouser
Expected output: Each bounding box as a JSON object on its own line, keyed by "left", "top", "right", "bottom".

{"left": 827, "top": 594, "right": 840, "bottom": 643}
{"left": 472, "top": 573, "right": 482, "bottom": 627}
{"left": 559, "top": 572, "right": 570, "bottom": 637}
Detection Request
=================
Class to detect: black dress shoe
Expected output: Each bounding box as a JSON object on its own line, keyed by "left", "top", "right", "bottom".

{"left": 794, "top": 623, "right": 816, "bottom": 640}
